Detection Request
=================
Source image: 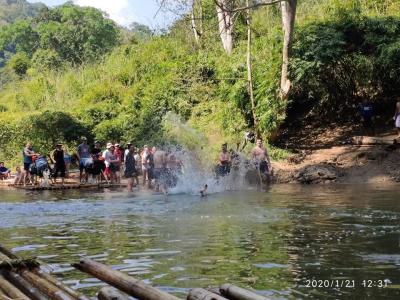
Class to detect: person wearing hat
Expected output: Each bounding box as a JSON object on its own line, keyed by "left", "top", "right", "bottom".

{"left": 124, "top": 142, "right": 132, "bottom": 161}
{"left": 102, "top": 143, "right": 113, "bottom": 180}
{"left": 52, "top": 142, "right": 66, "bottom": 186}
{"left": 77, "top": 136, "right": 90, "bottom": 183}
{"left": 102, "top": 143, "right": 120, "bottom": 183}
{"left": 124, "top": 144, "right": 138, "bottom": 192}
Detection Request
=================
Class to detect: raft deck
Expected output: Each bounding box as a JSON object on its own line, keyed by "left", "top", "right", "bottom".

{"left": 8, "top": 183, "right": 126, "bottom": 191}
{"left": 0, "top": 245, "right": 271, "bottom": 300}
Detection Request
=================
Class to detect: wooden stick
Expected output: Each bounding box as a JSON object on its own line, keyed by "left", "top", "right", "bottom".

{"left": 3, "top": 271, "right": 48, "bottom": 300}
{"left": 0, "top": 288, "right": 12, "bottom": 300}
{"left": 187, "top": 288, "right": 229, "bottom": 300}
{"left": 98, "top": 286, "right": 130, "bottom": 300}
{"left": 1, "top": 245, "right": 86, "bottom": 300}
{"left": 34, "top": 269, "right": 90, "bottom": 300}
{"left": 20, "top": 270, "right": 75, "bottom": 300}
{"left": 73, "top": 258, "right": 181, "bottom": 300}
{"left": 220, "top": 284, "right": 270, "bottom": 300}
{"left": 0, "top": 246, "right": 17, "bottom": 259}
{"left": 0, "top": 274, "right": 30, "bottom": 300}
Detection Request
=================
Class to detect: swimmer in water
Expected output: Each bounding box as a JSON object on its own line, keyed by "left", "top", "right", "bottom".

{"left": 200, "top": 184, "right": 208, "bottom": 197}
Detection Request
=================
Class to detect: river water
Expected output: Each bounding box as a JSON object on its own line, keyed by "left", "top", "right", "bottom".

{"left": 0, "top": 184, "right": 399, "bottom": 299}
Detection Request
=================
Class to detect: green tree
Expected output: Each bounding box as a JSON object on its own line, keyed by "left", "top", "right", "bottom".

{"left": 32, "top": 49, "right": 63, "bottom": 70}
{"left": 7, "top": 52, "right": 31, "bottom": 76}
{"left": 36, "top": 4, "right": 121, "bottom": 65}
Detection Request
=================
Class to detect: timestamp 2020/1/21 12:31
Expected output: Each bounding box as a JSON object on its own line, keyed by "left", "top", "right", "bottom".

{"left": 303, "top": 279, "right": 391, "bottom": 288}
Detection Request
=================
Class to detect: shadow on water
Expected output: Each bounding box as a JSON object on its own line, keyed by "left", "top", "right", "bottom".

{"left": 0, "top": 184, "right": 399, "bottom": 299}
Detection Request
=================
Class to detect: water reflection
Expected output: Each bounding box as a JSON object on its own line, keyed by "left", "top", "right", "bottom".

{"left": 0, "top": 185, "right": 399, "bottom": 299}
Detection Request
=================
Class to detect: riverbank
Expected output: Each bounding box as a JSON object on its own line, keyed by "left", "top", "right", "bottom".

{"left": 273, "top": 131, "right": 400, "bottom": 184}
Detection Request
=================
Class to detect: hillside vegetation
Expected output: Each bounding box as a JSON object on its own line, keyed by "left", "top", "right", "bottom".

{"left": 0, "top": 0, "right": 400, "bottom": 166}
{"left": 0, "top": 0, "right": 45, "bottom": 26}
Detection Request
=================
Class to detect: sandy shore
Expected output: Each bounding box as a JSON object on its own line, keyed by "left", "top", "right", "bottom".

{"left": 273, "top": 133, "right": 400, "bottom": 184}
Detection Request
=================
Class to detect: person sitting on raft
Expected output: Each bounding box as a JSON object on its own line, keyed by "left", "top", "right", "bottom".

{"left": 0, "top": 161, "right": 11, "bottom": 180}
{"left": 14, "top": 166, "right": 23, "bottom": 185}
{"left": 252, "top": 138, "right": 272, "bottom": 179}
{"left": 218, "top": 143, "right": 231, "bottom": 176}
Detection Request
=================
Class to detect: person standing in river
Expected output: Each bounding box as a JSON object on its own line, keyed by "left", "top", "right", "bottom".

{"left": 394, "top": 100, "right": 400, "bottom": 140}
{"left": 52, "top": 142, "right": 66, "bottom": 186}
{"left": 252, "top": 138, "right": 272, "bottom": 182}
{"left": 124, "top": 145, "right": 137, "bottom": 192}
{"left": 22, "top": 142, "right": 35, "bottom": 186}
{"left": 77, "top": 136, "right": 90, "bottom": 183}
{"left": 141, "top": 145, "right": 151, "bottom": 187}
{"left": 153, "top": 147, "right": 168, "bottom": 193}
{"left": 218, "top": 143, "right": 231, "bottom": 177}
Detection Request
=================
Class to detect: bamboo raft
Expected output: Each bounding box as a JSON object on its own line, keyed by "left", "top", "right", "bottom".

{"left": 8, "top": 183, "right": 126, "bottom": 191}
{"left": 0, "top": 245, "right": 271, "bottom": 300}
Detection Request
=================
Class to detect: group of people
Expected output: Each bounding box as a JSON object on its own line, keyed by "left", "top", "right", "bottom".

{"left": 76, "top": 138, "right": 182, "bottom": 193}
{"left": 14, "top": 137, "right": 183, "bottom": 193}
{"left": 3, "top": 136, "right": 273, "bottom": 192}
{"left": 217, "top": 138, "right": 272, "bottom": 181}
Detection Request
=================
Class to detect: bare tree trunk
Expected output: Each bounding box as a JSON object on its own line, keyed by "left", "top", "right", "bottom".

{"left": 246, "top": 0, "right": 258, "bottom": 133}
{"left": 215, "top": 0, "right": 234, "bottom": 55}
{"left": 280, "top": 0, "right": 297, "bottom": 100}
{"left": 190, "top": 0, "right": 203, "bottom": 46}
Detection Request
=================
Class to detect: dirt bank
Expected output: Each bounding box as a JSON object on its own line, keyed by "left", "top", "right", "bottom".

{"left": 272, "top": 132, "right": 400, "bottom": 184}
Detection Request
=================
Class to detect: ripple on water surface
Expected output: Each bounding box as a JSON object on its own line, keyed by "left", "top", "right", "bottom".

{"left": 0, "top": 185, "right": 400, "bottom": 298}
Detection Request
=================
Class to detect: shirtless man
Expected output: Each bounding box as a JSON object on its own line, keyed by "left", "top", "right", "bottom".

{"left": 218, "top": 143, "right": 231, "bottom": 176}
{"left": 153, "top": 147, "right": 168, "bottom": 193}
{"left": 394, "top": 100, "right": 400, "bottom": 139}
{"left": 252, "top": 138, "right": 272, "bottom": 179}
{"left": 141, "top": 146, "right": 151, "bottom": 187}
{"left": 166, "top": 151, "right": 181, "bottom": 188}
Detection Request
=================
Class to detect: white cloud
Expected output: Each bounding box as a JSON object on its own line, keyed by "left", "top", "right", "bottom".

{"left": 73, "top": 0, "right": 139, "bottom": 26}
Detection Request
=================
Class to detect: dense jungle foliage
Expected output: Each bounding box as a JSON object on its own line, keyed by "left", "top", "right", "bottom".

{"left": 0, "top": 0, "right": 400, "bottom": 166}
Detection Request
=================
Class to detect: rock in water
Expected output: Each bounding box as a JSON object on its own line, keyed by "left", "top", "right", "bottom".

{"left": 295, "top": 165, "right": 337, "bottom": 184}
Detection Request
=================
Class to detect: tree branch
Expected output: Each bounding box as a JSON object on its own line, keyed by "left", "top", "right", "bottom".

{"left": 225, "top": 0, "right": 288, "bottom": 13}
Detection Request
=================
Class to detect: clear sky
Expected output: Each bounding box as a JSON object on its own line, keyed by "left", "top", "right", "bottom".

{"left": 27, "top": 0, "right": 176, "bottom": 29}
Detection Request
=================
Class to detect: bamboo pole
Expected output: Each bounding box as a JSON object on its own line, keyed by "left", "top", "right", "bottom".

{"left": 0, "top": 246, "right": 17, "bottom": 259}
{"left": 0, "top": 274, "right": 30, "bottom": 300}
{"left": 3, "top": 271, "right": 48, "bottom": 300}
{"left": 34, "top": 269, "right": 90, "bottom": 300}
{"left": 0, "top": 247, "right": 74, "bottom": 300}
{"left": 0, "top": 288, "right": 12, "bottom": 300}
{"left": 73, "top": 258, "right": 181, "bottom": 300}
{"left": 98, "top": 286, "right": 130, "bottom": 300}
{"left": 20, "top": 270, "right": 75, "bottom": 300}
{"left": 1, "top": 245, "right": 86, "bottom": 300}
{"left": 220, "top": 284, "right": 270, "bottom": 300}
{"left": 187, "top": 288, "right": 229, "bottom": 300}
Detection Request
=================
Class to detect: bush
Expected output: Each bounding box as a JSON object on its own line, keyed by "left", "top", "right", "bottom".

{"left": 7, "top": 52, "right": 31, "bottom": 76}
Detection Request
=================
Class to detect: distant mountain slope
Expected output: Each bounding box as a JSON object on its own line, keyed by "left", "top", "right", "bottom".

{"left": 0, "top": 0, "right": 46, "bottom": 26}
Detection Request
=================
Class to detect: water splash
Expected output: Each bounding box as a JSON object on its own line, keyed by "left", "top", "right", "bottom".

{"left": 162, "top": 112, "right": 255, "bottom": 195}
